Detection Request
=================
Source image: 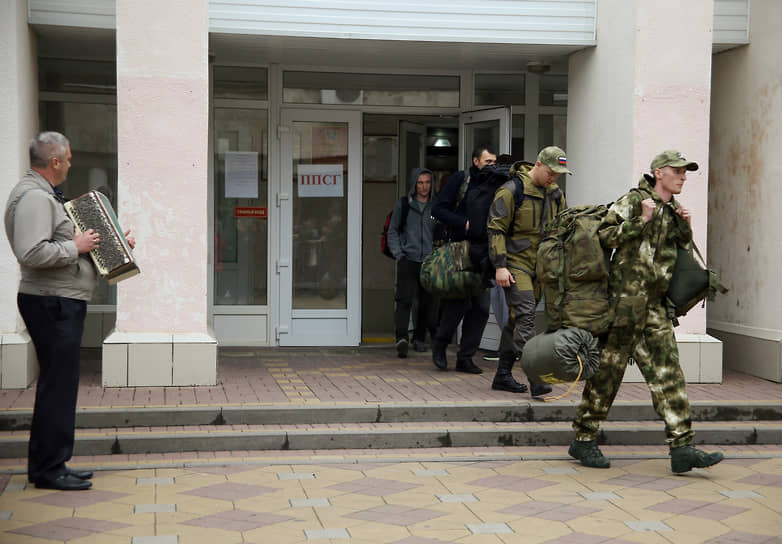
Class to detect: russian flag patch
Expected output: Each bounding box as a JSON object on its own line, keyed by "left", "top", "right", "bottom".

{"left": 558, "top": 157, "right": 567, "bottom": 165}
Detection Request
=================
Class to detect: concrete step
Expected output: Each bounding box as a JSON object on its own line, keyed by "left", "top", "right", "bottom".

{"left": 2, "top": 400, "right": 781, "bottom": 431}
{"left": 2, "top": 420, "right": 781, "bottom": 458}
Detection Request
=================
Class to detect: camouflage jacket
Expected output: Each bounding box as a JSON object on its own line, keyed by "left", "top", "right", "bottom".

{"left": 487, "top": 163, "right": 565, "bottom": 279}
{"left": 600, "top": 175, "right": 693, "bottom": 325}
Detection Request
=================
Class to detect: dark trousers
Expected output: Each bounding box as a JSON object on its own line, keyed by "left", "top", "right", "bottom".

{"left": 434, "top": 289, "right": 490, "bottom": 360}
{"left": 17, "top": 293, "right": 86, "bottom": 483}
{"left": 394, "top": 258, "right": 437, "bottom": 341}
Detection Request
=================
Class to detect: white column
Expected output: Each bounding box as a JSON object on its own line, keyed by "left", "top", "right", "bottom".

{"left": 567, "top": 0, "right": 721, "bottom": 382}
{"left": 0, "top": 0, "right": 38, "bottom": 389}
{"left": 709, "top": 0, "right": 782, "bottom": 382}
{"left": 104, "top": 0, "right": 216, "bottom": 386}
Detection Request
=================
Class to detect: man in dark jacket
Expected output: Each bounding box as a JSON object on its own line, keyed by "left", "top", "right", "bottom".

{"left": 429, "top": 144, "right": 496, "bottom": 373}
{"left": 387, "top": 168, "right": 437, "bottom": 357}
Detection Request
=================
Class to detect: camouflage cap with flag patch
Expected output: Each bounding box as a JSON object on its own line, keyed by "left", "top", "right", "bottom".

{"left": 650, "top": 150, "right": 699, "bottom": 172}
{"left": 537, "top": 146, "right": 572, "bottom": 175}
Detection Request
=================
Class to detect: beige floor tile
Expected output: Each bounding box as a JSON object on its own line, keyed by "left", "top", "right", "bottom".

{"left": 568, "top": 516, "right": 640, "bottom": 538}
{"left": 154, "top": 522, "right": 240, "bottom": 542}
{"left": 165, "top": 496, "right": 236, "bottom": 515}
{"left": 326, "top": 494, "right": 385, "bottom": 509}
{"left": 69, "top": 533, "right": 133, "bottom": 544}
{"left": 664, "top": 515, "right": 731, "bottom": 538}
{"left": 503, "top": 519, "right": 570, "bottom": 543}
{"left": 244, "top": 523, "right": 308, "bottom": 543}
{"left": 345, "top": 522, "right": 409, "bottom": 541}
{"left": 411, "top": 527, "right": 473, "bottom": 541}
{"left": 725, "top": 511, "right": 782, "bottom": 535}
{"left": 4, "top": 500, "right": 73, "bottom": 522}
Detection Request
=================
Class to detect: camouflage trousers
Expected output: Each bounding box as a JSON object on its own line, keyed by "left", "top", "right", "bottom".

{"left": 572, "top": 300, "right": 694, "bottom": 448}
{"left": 498, "top": 273, "right": 537, "bottom": 358}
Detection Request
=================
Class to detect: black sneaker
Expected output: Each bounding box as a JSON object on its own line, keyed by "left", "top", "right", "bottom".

{"left": 482, "top": 350, "right": 500, "bottom": 361}
{"left": 413, "top": 340, "right": 428, "bottom": 352}
{"left": 455, "top": 358, "right": 483, "bottom": 374}
{"left": 396, "top": 338, "right": 409, "bottom": 358}
{"left": 670, "top": 445, "right": 724, "bottom": 473}
{"left": 568, "top": 440, "right": 611, "bottom": 468}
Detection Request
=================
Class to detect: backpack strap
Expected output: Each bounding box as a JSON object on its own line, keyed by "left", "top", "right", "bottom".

{"left": 505, "top": 177, "right": 526, "bottom": 238}
{"left": 453, "top": 175, "right": 470, "bottom": 211}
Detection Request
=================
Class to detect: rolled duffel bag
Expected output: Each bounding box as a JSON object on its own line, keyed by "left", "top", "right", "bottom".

{"left": 420, "top": 240, "right": 484, "bottom": 299}
{"left": 521, "top": 327, "right": 600, "bottom": 385}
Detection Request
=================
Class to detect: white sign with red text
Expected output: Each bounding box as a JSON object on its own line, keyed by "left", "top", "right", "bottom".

{"left": 297, "top": 164, "right": 344, "bottom": 198}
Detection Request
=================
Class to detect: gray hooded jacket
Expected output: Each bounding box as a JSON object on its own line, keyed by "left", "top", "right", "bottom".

{"left": 387, "top": 168, "right": 435, "bottom": 263}
{"left": 4, "top": 170, "right": 96, "bottom": 300}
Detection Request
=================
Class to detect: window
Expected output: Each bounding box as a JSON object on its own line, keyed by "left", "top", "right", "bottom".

{"left": 213, "top": 66, "right": 268, "bottom": 100}
{"left": 475, "top": 73, "right": 526, "bottom": 106}
{"left": 283, "top": 71, "right": 459, "bottom": 107}
{"left": 213, "top": 108, "right": 269, "bottom": 305}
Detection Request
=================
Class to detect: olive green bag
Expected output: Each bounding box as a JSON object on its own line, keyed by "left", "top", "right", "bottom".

{"left": 666, "top": 242, "right": 728, "bottom": 317}
{"left": 536, "top": 204, "right": 613, "bottom": 335}
{"left": 420, "top": 240, "right": 484, "bottom": 299}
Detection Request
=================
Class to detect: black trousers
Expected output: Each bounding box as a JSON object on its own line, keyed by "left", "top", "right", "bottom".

{"left": 394, "top": 258, "right": 437, "bottom": 341}
{"left": 434, "top": 289, "right": 490, "bottom": 360}
{"left": 17, "top": 293, "right": 86, "bottom": 483}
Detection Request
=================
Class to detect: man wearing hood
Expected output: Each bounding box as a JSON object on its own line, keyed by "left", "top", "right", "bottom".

{"left": 569, "top": 150, "right": 724, "bottom": 474}
{"left": 387, "top": 168, "right": 437, "bottom": 357}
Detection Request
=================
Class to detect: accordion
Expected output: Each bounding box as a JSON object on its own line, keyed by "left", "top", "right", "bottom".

{"left": 64, "top": 190, "right": 140, "bottom": 284}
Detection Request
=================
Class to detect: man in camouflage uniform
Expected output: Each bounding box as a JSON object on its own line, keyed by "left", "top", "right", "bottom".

{"left": 487, "top": 146, "right": 568, "bottom": 396}
{"left": 569, "top": 150, "right": 724, "bottom": 473}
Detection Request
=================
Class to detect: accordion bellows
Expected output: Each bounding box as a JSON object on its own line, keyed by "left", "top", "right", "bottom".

{"left": 65, "top": 190, "right": 140, "bottom": 284}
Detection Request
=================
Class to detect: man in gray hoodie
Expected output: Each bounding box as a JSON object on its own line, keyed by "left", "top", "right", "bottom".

{"left": 387, "top": 168, "right": 437, "bottom": 357}
{"left": 4, "top": 132, "right": 135, "bottom": 490}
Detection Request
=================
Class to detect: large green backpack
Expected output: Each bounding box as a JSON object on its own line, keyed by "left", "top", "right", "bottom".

{"left": 536, "top": 204, "right": 613, "bottom": 335}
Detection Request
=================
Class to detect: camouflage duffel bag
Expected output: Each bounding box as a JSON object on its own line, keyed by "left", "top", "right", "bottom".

{"left": 419, "top": 240, "right": 484, "bottom": 299}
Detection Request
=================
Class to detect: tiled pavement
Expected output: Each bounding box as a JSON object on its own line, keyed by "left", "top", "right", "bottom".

{"left": 1, "top": 453, "right": 781, "bottom": 543}
{"left": 1, "top": 346, "right": 781, "bottom": 543}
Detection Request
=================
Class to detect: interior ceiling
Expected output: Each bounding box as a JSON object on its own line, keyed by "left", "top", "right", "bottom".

{"left": 33, "top": 25, "right": 577, "bottom": 72}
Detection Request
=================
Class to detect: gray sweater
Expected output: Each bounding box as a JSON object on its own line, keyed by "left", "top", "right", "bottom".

{"left": 4, "top": 170, "right": 96, "bottom": 300}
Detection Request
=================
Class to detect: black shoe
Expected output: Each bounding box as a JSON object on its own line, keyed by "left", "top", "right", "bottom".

{"left": 491, "top": 373, "right": 528, "bottom": 393}
{"left": 482, "top": 350, "right": 500, "bottom": 361}
{"left": 413, "top": 340, "right": 428, "bottom": 352}
{"left": 67, "top": 468, "right": 93, "bottom": 480}
{"left": 670, "top": 445, "right": 724, "bottom": 473}
{"left": 455, "top": 358, "right": 483, "bottom": 374}
{"left": 35, "top": 473, "right": 92, "bottom": 491}
{"left": 568, "top": 439, "right": 611, "bottom": 469}
{"left": 530, "top": 383, "right": 553, "bottom": 397}
{"left": 432, "top": 343, "right": 448, "bottom": 370}
{"left": 396, "top": 338, "right": 409, "bottom": 358}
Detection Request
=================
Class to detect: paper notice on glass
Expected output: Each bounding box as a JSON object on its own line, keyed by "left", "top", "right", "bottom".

{"left": 298, "top": 164, "right": 344, "bottom": 198}
{"left": 225, "top": 151, "right": 259, "bottom": 199}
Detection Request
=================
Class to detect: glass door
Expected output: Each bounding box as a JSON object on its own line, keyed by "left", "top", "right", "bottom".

{"left": 459, "top": 107, "right": 511, "bottom": 169}
{"left": 277, "top": 109, "right": 362, "bottom": 345}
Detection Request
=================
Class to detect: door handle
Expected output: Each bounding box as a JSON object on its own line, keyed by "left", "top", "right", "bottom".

{"left": 276, "top": 259, "right": 290, "bottom": 274}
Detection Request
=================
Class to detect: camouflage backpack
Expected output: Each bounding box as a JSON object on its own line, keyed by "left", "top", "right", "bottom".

{"left": 536, "top": 204, "right": 613, "bottom": 335}
{"left": 419, "top": 240, "right": 484, "bottom": 299}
